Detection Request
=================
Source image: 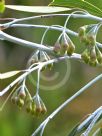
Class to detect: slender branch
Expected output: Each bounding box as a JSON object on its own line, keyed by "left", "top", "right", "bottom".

{"left": 5, "top": 24, "right": 102, "bottom": 48}
{"left": 0, "top": 53, "right": 81, "bottom": 97}
{"left": 2, "top": 13, "right": 102, "bottom": 28}
{"left": 0, "top": 31, "right": 52, "bottom": 51}
{"left": 32, "top": 73, "right": 102, "bottom": 136}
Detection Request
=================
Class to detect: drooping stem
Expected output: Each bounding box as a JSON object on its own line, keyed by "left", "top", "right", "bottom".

{"left": 32, "top": 73, "right": 102, "bottom": 136}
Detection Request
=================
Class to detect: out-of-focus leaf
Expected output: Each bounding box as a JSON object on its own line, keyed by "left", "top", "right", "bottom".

{"left": 0, "top": 0, "right": 5, "bottom": 13}
{"left": 0, "top": 70, "right": 22, "bottom": 79}
{"left": 50, "top": 0, "right": 102, "bottom": 17}
{"left": 5, "top": 5, "right": 71, "bottom": 13}
{"left": 92, "top": 128, "right": 102, "bottom": 136}
{"left": 68, "top": 123, "right": 79, "bottom": 136}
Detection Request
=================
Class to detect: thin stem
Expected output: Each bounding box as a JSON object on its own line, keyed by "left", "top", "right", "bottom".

{"left": 77, "top": 106, "right": 102, "bottom": 132}
{"left": 63, "top": 11, "right": 88, "bottom": 33}
{"left": 32, "top": 73, "right": 102, "bottom": 136}
{"left": 40, "top": 25, "right": 64, "bottom": 45}
{"left": 36, "top": 68, "right": 41, "bottom": 95}
{"left": 82, "top": 110, "right": 102, "bottom": 136}
{"left": 2, "top": 13, "right": 102, "bottom": 28}
{"left": 0, "top": 31, "right": 52, "bottom": 51}
{"left": 3, "top": 24, "right": 102, "bottom": 49}
{"left": 0, "top": 53, "right": 81, "bottom": 97}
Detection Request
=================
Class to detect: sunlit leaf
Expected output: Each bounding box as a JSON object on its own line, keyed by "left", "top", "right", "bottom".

{"left": 5, "top": 5, "right": 71, "bottom": 13}
{"left": 0, "top": 0, "right": 5, "bottom": 13}
{"left": 0, "top": 70, "right": 22, "bottom": 79}
{"left": 50, "top": 0, "right": 102, "bottom": 17}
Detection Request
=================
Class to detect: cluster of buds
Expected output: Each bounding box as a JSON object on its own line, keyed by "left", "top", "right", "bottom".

{"left": 11, "top": 86, "right": 26, "bottom": 109}
{"left": 25, "top": 92, "right": 47, "bottom": 116}
{"left": 78, "top": 25, "right": 96, "bottom": 46}
{"left": 11, "top": 85, "right": 47, "bottom": 117}
{"left": 81, "top": 46, "right": 102, "bottom": 66}
{"left": 78, "top": 25, "right": 102, "bottom": 66}
{"left": 27, "top": 50, "right": 53, "bottom": 70}
{"left": 53, "top": 33, "right": 75, "bottom": 56}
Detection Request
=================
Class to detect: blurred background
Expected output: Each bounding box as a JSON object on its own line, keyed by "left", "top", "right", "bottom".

{"left": 0, "top": 0, "right": 102, "bottom": 136}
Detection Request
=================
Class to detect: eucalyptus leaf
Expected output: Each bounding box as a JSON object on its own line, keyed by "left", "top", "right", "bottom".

{"left": 5, "top": 5, "right": 71, "bottom": 13}
{"left": 50, "top": 0, "right": 102, "bottom": 17}
{"left": 0, "top": 70, "right": 23, "bottom": 79}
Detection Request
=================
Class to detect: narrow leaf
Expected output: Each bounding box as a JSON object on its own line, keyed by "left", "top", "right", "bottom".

{"left": 5, "top": 5, "right": 71, "bottom": 13}
{"left": 50, "top": 0, "right": 102, "bottom": 17}
{"left": 0, "top": 70, "right": 22, "bottom": 79}
{"left": 0, "top": 0, "right": 5, "bottom": 13}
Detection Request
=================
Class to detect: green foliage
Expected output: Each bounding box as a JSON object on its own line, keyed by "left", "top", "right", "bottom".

{"left": 0, "top": 0, "right": 5, "bottom": 13}
{"left": 50, "top": 0, "right": 102, "bottom": 17}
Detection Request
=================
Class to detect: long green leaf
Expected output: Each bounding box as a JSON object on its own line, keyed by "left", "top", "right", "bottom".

{"left": 5, "top": 5, "right": 71, "bottom": 13}
{"left": 50, "top": 0, "right": 102, "bottom": 17}
{"left": 0, "top": 0, "right": 5, "bottom": 13}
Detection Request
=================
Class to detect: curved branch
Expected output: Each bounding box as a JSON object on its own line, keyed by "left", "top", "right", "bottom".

{"left": 32, "top": 73, "right": 102, "bottom": 136}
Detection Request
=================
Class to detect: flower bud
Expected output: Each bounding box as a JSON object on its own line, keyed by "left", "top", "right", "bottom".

{"left": 16, "top": 98, "right": 24, "bottom": 108}
{"left": 67, "top": 40, "right": 75, "bottom": 56}
{"left": 26, "top": 100, "right": 32, "bottom": 113}
{"left": 40, "top": 101, "right": 47, "bottom": 114}
{"left": 90, "top": 47, "right": 97, "bottom": 61}
{"left": 31, "top": 102, "right": 35, "bottom": 116}
{"left": 89, "top": 59, "right": 98, "bottom": 67}
{"left": 18, "top": 88, "right": 26, "bottom": 100}
{"left": 86, "top": 34, "right": 96, "bottom": 46}
{"left": 81, "top": 48, "right": 90, "bottom": 63}
{"left": 78, "top": 26, "right": 86, "bottom": 38}
{"left": 60, "top": 34, "right": 69, "bottom": 55}
{"left": 53, "top": 42, "right": 61, "bottom": 55}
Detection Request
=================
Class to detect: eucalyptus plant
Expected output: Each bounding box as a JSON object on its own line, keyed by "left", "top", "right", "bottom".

{"left": 0, "top": 0, "right": 102, "bottom": 136}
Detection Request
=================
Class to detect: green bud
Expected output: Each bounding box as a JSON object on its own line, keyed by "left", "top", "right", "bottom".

{"left": 31, "top": 100, "right": 36, "bottom": 116}
{"left": 18, "top": 88, "right": 26, "bottom": 100}
{"left": 16, "top": 98, "right": 24, "bottom": 108}
{"left": 53, "top": 42, "right": 61, "bottom": 55}
{"left": 78, "top": 26, "right": 86, "bottom": 38}
{"left": 26, "top": 101, "right": 32, "bottom": 113}
{"left": 81, "top": 48, "right": 90, "bottom": 64}
{"left": 86, "top": 34, "right": 96, "bottom": 46}
{"left": 40, "top": 101, "right": 47, "bottom": 114}
{"left": 60, "top": 34, "right": 69, "bottom": 55}
{"left": 90, "top": 47, "right": 97, "bottom": 61}
{"left": 89, "top": 59, "right": 98, "bottom": 67}
{"left": 67, "top": 41, "right": 75, "bottom": 56}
